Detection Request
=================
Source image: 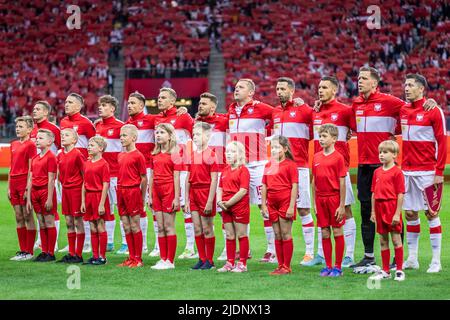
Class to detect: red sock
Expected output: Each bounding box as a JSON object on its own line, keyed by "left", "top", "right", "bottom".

{"left": 40, "top": 228, "right": 48, "bottom": 254}
{"left": 125, "top": 233, "right": 135, "bottom": 261}
{"left": 68, "top": 232, "right": 76, "bottom": 256}
{"left": 91, "top": 232, "right": 99, "bottom": 259}
{"left": 16, "top": 227, "right": 27, "bottom": 252}
{"left": 226, "top": 239, "right": 236, "bottom": 264}
{"left": 99, "top": 231, "right": 107, "bottom": 259}
{"left": 26, "top": 229, "right": 36, "bottom": 254}
{"left": 238, "top": 236, "right": 249, "bottom": 266}
{"left": 133, "top": 231, "right": 143, "bottom": 262}
{"left": 282, "top": 238, "right": 293, "bottom": 269}
{"left": 394, "top": 246, "right": 403, "bottom": 271}
{"left": 381, "top": 248, "right": 390, "bottom": 273}
{"left": 322, "top": 237, "right": 332, "bottom": 269}
{"left": 275, "top": 239, "right": 284, "bottom": 268}
{"left": 75, "top": 233, "right": 85, "bottom": 257}
{"left": 205, "top": 236, "right": 215, "bottom": 264}
{"left": 195, "top": 234, "right": 207, "bottom": 262}
{"left": 334, "top": 235, "right": 344, "bottom": 269}
{"left": 158, "top": 236, "right": 168, "bottom": 261}
{"left": 167, "top": 234, "right": 177, "bottom": 263}
{"left": 47, "top": 227, "right": 57, "bottom": 256}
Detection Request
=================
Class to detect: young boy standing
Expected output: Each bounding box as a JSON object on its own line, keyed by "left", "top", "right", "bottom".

{"left": 369, "top": 140, "right": 405, "bottom": 281}
{"left": 312, "top": 124, "right": 347, "bottom": 277}
{"left": 27, "top": 129, "right": 58, "bottom": 262}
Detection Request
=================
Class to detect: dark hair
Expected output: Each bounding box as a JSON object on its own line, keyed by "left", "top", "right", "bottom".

{"left": 68, "top": 93, "right": 84, "bottom": 106}
{"left": 359, "top": 66, "right": 381, "bottom": 83}
{"left": 98, "top": 95, "right": 119, "bottom": 109}
{"left": 200, "top": 92, "right": 218, "bottom": 105}
{"left": 129, "top": 91, "right": 146, "bottom": 104}
{"left": 271, "top": 135, "right": 294, "bottom": 161}
{"left": 35, "top": 100, "right": 52, "bottom": 113}
{"left": 277, "top": 77, "right": 296, "bottom": 90}
{"left": 406, "top": 73, "right": 428, "bottom": 89}
{"left": 321, "top": 76, "right": 339, "bottom": 89}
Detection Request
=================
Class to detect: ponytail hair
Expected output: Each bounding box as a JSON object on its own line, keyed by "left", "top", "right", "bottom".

{"left": 271, "top": 135, "right": 294, "bottom": 161}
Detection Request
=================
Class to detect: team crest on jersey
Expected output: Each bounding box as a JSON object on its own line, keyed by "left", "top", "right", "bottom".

{"left": 374, "top": 104, "right": 382, "bottom": 111}
{"left": 289, "top": 111, "right": 296, "bottom": 118}
{"left": 331, "top": 113, "right": 338, "bottom": 121}
{"left": 416, "top": 114, "right": 424, "bottom": 122}
{"left": 108, "top": 129, "right": 114, "bottom": 136}
{"left": 170, "top": 119, "right": 176, "bottom": 125}
{"left": 137, "top": 121, "right": 143, "bottom": 127}
{"left": 247, "top": 107, "right": 254, "bottom": 114}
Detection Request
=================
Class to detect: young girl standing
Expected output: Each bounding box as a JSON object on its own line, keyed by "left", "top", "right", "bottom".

{"left": 217, "top": 141, "right": 251, "bottom": 273}
{"left": 148, "top": 123, "right": 181, "bottom": 270}
{"left": 261, "top": 136, "right": 298, "bottom": 275}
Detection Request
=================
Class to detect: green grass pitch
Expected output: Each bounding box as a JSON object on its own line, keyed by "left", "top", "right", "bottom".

{"left": 0, "top": 181, "right": 449, "bottom": 300}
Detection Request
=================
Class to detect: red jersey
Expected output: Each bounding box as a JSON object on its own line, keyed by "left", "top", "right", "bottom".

{"left": 187, "top": 147, "right": 220, "bottom": 188}
{"left": 262, "top": 159, "right": 299, "bottom": 194}
{"left": 95, "top": 116, "right": 124, "bottom": 177}
{"left": 31, "top": 150, "right": 58, "bottom": 187}
{"left": 83, "top": 158, "right": 110, "bottom": 192}
{"left": 117, "top": 149, "right": 146, "bottom": 187}
{"left": 400, "top": 98, "right": 447, "bottom": 176}
{"left": 60, "top": 112, "right": 96, "bottom": 158}
{"left": 10, "top": 139, "right": 36, "bottom": 177}
{"left": 219, "top": 165, "right": 250, "bottom": 201}
{"left": 313, "top": 99, "right": 353, "bottom": 168}
{"left": 126, "top": 111, "right": 154, "bottom": 169}
{"left": 154, "top": 107, "right": 194, "bottom": 169}
{"left": 227, "top": 100, "right": 274, "bottom": 164}
{"left": 371, "top": 165, "right": 405, "bottom": 200}
{"left": 30, "top": 119, "right": 61, "bottom": 155}
{"left": 151, "top": 152, "right": 183, "bottom": 185}
{"left": 272, "top": 101, "right": 313, "bottom": 168}
{"left": 312, "top": 150, "right": 346, "bottom": 197}
{"left": 351, "top": 90, "right": 405, "bottom": 164}
{"left": 196, "top": 113, "right": 228, "bottom": 169}
{"left": 57, "top": 148, "right": 85, "bottom": 188}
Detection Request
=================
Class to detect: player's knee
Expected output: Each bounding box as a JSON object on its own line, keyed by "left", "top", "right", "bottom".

{"left": 405, "top": 210, "right": 417, "bottom": 221}
{"left": 298, "top": 208, "right": 309, "bottom": 216}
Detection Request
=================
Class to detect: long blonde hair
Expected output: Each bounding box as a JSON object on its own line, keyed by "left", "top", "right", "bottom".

{"left": 226, "top": 141, "right": 246, "bottom": 167}
{"left": 152, "top": 123, "right": 178, "bottom": 155}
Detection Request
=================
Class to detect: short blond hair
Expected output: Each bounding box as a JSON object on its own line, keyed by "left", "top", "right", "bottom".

{"left": 226, "top": 141, "right": 246, "bottom": 166}
{"left": 193, "top": 121, "right": 212, "bottom": 134}
{"left": 379, "top": 140, "right": 400, "bottom": 154}
{"left": 37, "top": 129, "right": 54, "bottom": 143}
{"left": 89, "top": 136, "right": 107, "bottom": 152}
{"left": 318, "top": 123, "right": 339, "bottom": 138}
{"left": 61, "top": 128, "right": 79, "bottom": 143}
{"left": 238, "top": 78, "right": 256, "bottom": 92}
{"left": 15, "top": 116, "right": 34, "bottom": 128}
{"left": 121, "top": 124, "right": 138, "bottom": 138}
{"left": 159, "top": 87, "right": 177, "bottom": 100}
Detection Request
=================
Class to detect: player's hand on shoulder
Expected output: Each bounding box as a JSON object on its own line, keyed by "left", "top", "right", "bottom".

{"left": 423, "top": 98, "right": 438, "bottom": 111}
{"left": 293, "top": 97, "right": 304, "bottom": 107}
{"left": 313, "top": 100, "right": 322, "bottom": 112}
{"left": 177, "top": 107, "right": 188, "bottom": 115}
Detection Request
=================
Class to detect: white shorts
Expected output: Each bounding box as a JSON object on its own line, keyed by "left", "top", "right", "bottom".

{"left": 55, "top": 181, "right": 62, "bottom": 204}
{"left": 108, "top": 177, "right": 118, "bottom": 205}
{"left": 402, "top": 173, "right": 434, "bottom": 212}
{"left": 345, "top": 172, "right": 355, "bottom": 206}
{"left": 180, "top": 171, "right": 187, "bottom": 207}
{"left": 246, "top": 163, "right": 265, "bottom": 205}
{"left": 297, "top": 168, "right": 311, "bottom": 209}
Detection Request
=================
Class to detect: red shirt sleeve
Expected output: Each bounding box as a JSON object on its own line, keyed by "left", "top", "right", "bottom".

{"left": 138, "top": 153, "right": 147, "bottom": 175}
{"left": 173, "top": 152, "right": 183, "bottom": 171}
{"left": 371, "top": 169, "right": 378, "bottom": 193}
{"left": 290, "top": 161, "right": 299, "bottom": 184}
{"left": 338, "top": 154, "right": 346, "bottom": 177}
{"left": 350, "top": 104, "right": 357, "bottom": 132}
{"left": 210, "top": 152, "right": 220, "bottom": 172}
{"left": 48, "top": 154, "right": 57, "bottom": 173}
{"left": 219, "top": 171, "right": 223, "bottom": 188}
{"left": 239, "top": 166, "right": 250, "bottom": 190}
{"left": 53, "top": 128, "right": 61, "bottom": 150}
{"left": 181, "top": 114, "right": 194, "bottom": 136}
{"left": 28, "top": 142, "right": 37, "bottom": 160}
{"left": 430, "top": 107, "right": 448, "bottom": 176}
{"left": 395, "top": 169, "right": 405, "bottom": 194}
{"left": 86, "top": 121, "right": 96, "bottom": 139}
{"left": 102, "top": 162, "right": 110, "bottom": 183}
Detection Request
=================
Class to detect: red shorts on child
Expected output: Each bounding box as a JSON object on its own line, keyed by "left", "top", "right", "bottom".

{"left": 31, "top": 186, "right": 58, "bottom": 216}
{"left": 9, "top": 175, "right": 27, "bottom": 206}
{"left": 117, "top": 186, "right": 143, "bottom": 217}
{"left": 267, "top": 193, "right": 296, "bottom": 223}
{"left": 374, "top": 199, "right": 402, "bottom": 234}
{"left": 83, "top": 191, "right": 112, "bottom": 221}
{"left": 62, "top": 187, "right": 83, "bottom": 217}
{"left": 189, "top": 187, "right": 216, "bottom": 217}
{"left": 152, "top": 183, "right": 178, "bottom": 213}
{"left": 315, "top": 194, "right": 345, "bottom": 228}
{"left": 221, "top": 199, "right": 249, "bottom": 225}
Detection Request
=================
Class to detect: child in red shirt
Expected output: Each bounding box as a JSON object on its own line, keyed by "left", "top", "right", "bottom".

{"left": 262, "top": 136, "right": 298, "bottom": 275}
{"left": 312, "top": 124, "right": 347, "bottom": 277}
{"left": 369, "top": 140, "right": 405, "bottom": 281}
{"left": 27, "top": 129, "right": 58, "bottom": 262}
{"left": 81, "top": 136, "right": 111, "bottom": 265}
{"left": 185, "top": 122, "right": 219, "bottom": 270}
{"left": 8, "top": 116, "right": 36, "bottom": 261}
{"left": 149, "top": 123, "right": 181, "bottom": 270}
{"left": 217, "top": 141, "right": 251, "bottom": 273}
{"left": 115, "top": 124, "right": 147, "bottom": 268}
{"left": 57, "top": 128, "right": 86, "bottom": 264}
